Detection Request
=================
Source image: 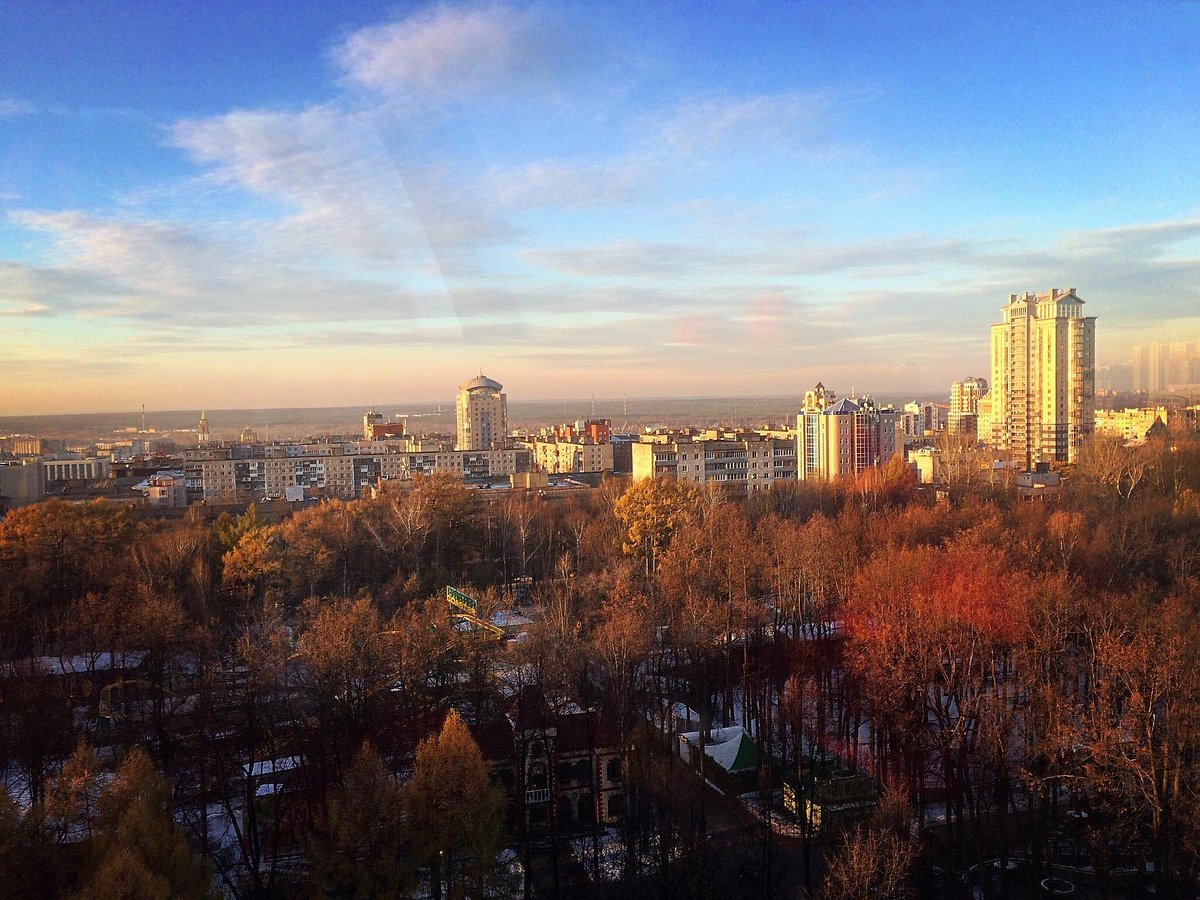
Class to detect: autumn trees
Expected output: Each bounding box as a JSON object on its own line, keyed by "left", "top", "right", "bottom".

{"left": 76, "top": 747, "right": 213, "bottom": 900}
{"left": 822, "top": 790, "right": 918, "bottom": 900}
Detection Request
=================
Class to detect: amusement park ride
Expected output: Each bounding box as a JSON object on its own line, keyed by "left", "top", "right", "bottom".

{"left": 445, "top": 585, "right": 504, "bottom": 639}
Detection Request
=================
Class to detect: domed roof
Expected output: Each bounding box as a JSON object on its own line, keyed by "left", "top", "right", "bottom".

{"left": 459, "top": 374, "right": 503, "bottom": 392}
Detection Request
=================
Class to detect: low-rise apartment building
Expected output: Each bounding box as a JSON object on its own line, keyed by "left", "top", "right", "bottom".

{"left": 196, "top": 447, "right": 523, "bottom": 504}
{"left": 631, "top": 431, "right": 797, "bottom": 493}
{"left": 1093, "top": 407, "right": 1168, "bottom": 442}
{"left": 531, "top": 440, "right": 614, "bottom": 475}
{"left": 523, "top": 419, "right": 614, "bottom": 475}
{"left": 143, "top": 471, "right": 189, "bottom": 509}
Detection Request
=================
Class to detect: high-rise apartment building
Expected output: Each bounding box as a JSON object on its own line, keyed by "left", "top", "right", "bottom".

{"left": 796, "top": 384, "right": 903, "bottom": 480}
{"left": 949, "top": 376, "right": 988, "bottom": 438}
{"left": 456, "top": 374, "right": 508, "bottom": 451}
{"left": 902, "top": 400, "right": 946, "bottom": 436}
{"left": 989, "top": 288, "right": 1095, "bottom": 468}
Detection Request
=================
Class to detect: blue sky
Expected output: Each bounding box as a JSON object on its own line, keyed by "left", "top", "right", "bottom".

{"left": 2, "top": 1, "right": 1198, "bottom": 414}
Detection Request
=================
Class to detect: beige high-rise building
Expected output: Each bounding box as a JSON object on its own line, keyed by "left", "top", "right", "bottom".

{"left": 456, "top": 374, "right": 508, "bottom": 451}
{"left": 989, "top": 288, "right": 1095, "bottom": 468}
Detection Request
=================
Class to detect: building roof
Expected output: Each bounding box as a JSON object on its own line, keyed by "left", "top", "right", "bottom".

{"left": 471, "top": 718, "right": 516, "bottom": 762}
{"left": 825, "top": 398, "right": 860, "bottom": 415}
{"left": 679, "top": 726, "right": 759, "bottom": 774}
{"left": 470, "top": 691, "right": 622, "bottom": 762}
{"left": 556, "top": 708, "right": 621, "bottom": 752}
{"left": 511, "top": 684, "right": 554, "bottom": 732}
{"left": 460, "top": 374, "right": 503, "bottom": 392}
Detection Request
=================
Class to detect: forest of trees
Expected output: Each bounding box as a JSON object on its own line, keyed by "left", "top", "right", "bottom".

{"left": 2, "top": 430, "right": 1200, "bottom": 898}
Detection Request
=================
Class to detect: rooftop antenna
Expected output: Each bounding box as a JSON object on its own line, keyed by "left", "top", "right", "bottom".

{"left": 141, "top": 404, "right": 146, "bottom": 432}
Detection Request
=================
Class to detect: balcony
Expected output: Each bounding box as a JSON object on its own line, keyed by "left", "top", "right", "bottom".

{"left": 525, "top": 787, "right": 552, "bottom": 804}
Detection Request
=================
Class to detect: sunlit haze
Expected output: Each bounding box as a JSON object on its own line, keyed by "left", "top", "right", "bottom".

{"left": 2, "top": 1, "right": 1199, "bottom": 415}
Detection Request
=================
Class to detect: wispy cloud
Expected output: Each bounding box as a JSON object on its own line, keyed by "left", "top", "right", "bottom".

{"left": 656, "top": 91, "right": 843, "bottom": 157}
{"left": 333, "top": 5, "right": 578, "bottom": 102}
{"left": 0, "top": 98, "right": 36, "bottom": 119}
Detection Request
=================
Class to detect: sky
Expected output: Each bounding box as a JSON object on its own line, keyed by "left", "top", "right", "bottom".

{"left": 2, "top": 1, "right": 1199, "bottom": 415}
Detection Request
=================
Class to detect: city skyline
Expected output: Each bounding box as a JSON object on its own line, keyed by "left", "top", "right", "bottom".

{"left": 3, "top": 2, "right": 1200, "bottom": 415}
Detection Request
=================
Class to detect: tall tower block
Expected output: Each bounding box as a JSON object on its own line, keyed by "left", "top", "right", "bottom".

{"left": 989, "top": 288, "right": 1095, "bottom": 468}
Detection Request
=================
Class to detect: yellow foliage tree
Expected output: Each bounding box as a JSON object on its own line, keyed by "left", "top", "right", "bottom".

{"left": 612, "top": 477, "right": 699, "bottom": 574}
{"left": 307, "top": 741, "right": 410, "bottom": 899}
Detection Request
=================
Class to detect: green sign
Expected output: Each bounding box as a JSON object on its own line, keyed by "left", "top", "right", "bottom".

{"left": 446, "top": 586, "right": 478, "bottom": 615}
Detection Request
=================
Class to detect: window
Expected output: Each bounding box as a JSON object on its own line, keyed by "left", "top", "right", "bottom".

{"left": 606, "top": 757, "right": 622, "bottom": 783}
{"left": 558, "top": 760, "right": 591, "bottom": 784}
{"left": 607, "top": 793, "right": 625, "bottom": 818}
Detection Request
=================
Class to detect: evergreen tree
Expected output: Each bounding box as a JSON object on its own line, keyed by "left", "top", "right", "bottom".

{"left": 404, "top": 710, "right": 505, "bottom": 900}
{"left": 76, "top": 747, "right": 213, "bottom": 900}
{"left": 307, "top": 741, "right": 410, "bottom": 899}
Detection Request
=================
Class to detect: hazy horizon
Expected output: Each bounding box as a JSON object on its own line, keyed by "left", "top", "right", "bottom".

{"left": 2, "top": 392, "right": 944, "bottom": 441}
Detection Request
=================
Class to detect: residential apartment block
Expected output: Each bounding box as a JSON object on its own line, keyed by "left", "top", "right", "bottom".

{"left": 989, "top": 288, "right": 1096, "bottom": 467}
{"left": 527, "top": 419, "right": 614, "bottom": 475}
{"left": 796, "top": 384, "right": 903, "bottom": 480}
{"left": 531, "top": 440, "right": 613, "bottom": 475}
{"left": 631, "top": 430, "right": 797, "bottom": 492}
{"left": 143, "top": 471, "right": 189, "bottom": 509}
{"left": 949, "top": 376, "right": 988, "bottom": 438}
{"left": 1093, "top": 407, "right": 1168, "bottom": 442}
{"left": 194, "top": 445, "right": 522, "bottom": 504}
{"left": 902, "top": 401, "right": 946, "bottom": 437}
{"left": 456, "top": 374, "right": 508, "bottom": 451}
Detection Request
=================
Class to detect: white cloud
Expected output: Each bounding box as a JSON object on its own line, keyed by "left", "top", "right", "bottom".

{"left": 333, "top": 5, "right": 574, "bottom": 102}
{"left": 166, "top": 104, "right": 514, "bottom": 277}
{"left": 4, "top": 209, "right": 422, "bottom": 326}
{"left": 481, "top": 157, "right": 656, "bottom": 210}
{"left": 0, "top": 98, "right": 36, "bottom": 119}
